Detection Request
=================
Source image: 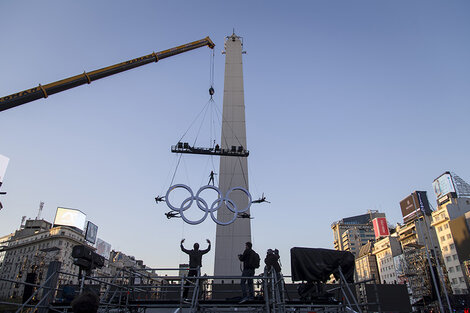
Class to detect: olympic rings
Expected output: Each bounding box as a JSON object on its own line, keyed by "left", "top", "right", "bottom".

{"left": 165, "top": 184, "right": 252, "bottom": 226}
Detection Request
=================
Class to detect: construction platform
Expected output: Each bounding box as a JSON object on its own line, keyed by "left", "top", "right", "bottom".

{"left": 171, "top": 142, "right": 249, "bottom": 157}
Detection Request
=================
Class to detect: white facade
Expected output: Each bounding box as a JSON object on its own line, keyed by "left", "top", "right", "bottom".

{"left": 0, "top": 219, "right": 155, "bottom": 301}
{"left": 373, "top": 235, "right": 402, "bottom": 284}
{"left": 0, "top": 220, "right": 86, "bottom": 300}
{"left": 431, "top": 198, "right": 470, "bottom": 295}
{"left": 214, "top": 33, "right": 251, "bottom": 278}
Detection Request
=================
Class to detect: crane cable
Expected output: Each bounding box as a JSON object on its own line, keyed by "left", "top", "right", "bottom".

{"left": 169, "top": 48, "right": 218, "bottom": 187}
{"left": 213, "top": 103, "right": 248, "bottom": 188}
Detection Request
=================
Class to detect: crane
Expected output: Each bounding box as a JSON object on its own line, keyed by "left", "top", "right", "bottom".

{"left": 0, "top": 37, "right": 215, "bottom": 112}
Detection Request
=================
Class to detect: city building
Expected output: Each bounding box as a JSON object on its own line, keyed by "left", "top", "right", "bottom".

{"left": 431, "top": 172, "right": 470, "bottom": 295}
{"left": 355, "top": 241, "right": 380, "bottom": 284}
{"left": 107, "top": 250, "right": 158, "bottom": 286}
{"left": 0, "top": 217, "right": 155, "bottom": 301}
{"left": 373, "top": 234, "right": 402, "bottom": 284}
{"left": 398, "top": 191, "right": 448, "bottom": 306}
{"left": 331, "top": 210, "right": 385, "bottom": 256}
{"left": 0, "top": 219, "right": 86, "bottom": 300}
{"left": 0, "top": 232, "right": 13, "bottom": 269}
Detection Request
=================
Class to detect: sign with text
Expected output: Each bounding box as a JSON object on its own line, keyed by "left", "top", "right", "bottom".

{"left": 400, "top": 191, "right": 431, "bottom": 224}
{"left": 373, "top": 217, "right": 390, "bottom": 239}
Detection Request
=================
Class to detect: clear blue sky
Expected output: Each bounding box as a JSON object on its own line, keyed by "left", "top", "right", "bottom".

{"left": 1, "top": 1, "right": 469, "bottom": 276}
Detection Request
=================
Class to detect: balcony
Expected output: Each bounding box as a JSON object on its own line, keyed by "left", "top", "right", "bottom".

{"left": 430, "top": 215, "right": 449, "bottom": 227}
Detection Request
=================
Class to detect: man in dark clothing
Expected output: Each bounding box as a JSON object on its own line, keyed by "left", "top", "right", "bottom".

{"left": 264, "top": 249, "right": 281, "bottom": 275}
{"left": 265, "top": 249, "right": 282, "bottom": 284}
{"left": 238, "top": 242, "right": 256, "bottom": 302}
{"left": 180, "top": 238, "right": 211, "bottom": 300}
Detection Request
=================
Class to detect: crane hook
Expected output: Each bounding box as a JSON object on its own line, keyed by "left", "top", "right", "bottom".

{"left": 209, "top": 86, "right": 215, "bottom": 98}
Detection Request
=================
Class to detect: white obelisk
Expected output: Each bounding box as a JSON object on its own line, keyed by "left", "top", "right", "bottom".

{"left": 213, "top": 33, "right": 251, "bottom": 278}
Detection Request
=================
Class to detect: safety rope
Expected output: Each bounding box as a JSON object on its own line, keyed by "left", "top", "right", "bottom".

{"left": 169, "top": 154, "right": 183, "bottom": 187}
{"left": 177, "top": 101, "right": 211, "bottom": 144}
{"left": 237, "top": 156, "right": 249, "bottom": 188}
{"left": 210, "top": 49, "right": 215, "bottom": 87}
{"left": 213, "top": 103, "right": 245, "bottom": 149}
{"left": 192, "top": 101, "right": 211, "bottom": 147}
{"left": 160, "top": 154, "right": 181, "bottom": 196}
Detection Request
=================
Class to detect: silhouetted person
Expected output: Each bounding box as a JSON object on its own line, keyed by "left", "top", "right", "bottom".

{"left": 165, "top": 211, "right": 180, "bottom": 219}
{"left": 238, "top": 242, "right": 257, "bottom": 302}
{"left": 155, "top": 196, "right": 165, "bottom": 203}
{"left": 264, "top": 249, "right": 281, "bottom": 279}
{"left": 238, "top": 212, "right": 253, "bottom": 219}
{"left": 180, "top": 238, "right": 211, "bottom": 300}
{"left": 208, "top": 171, "right": 217, "bottom": 185}
{"left": 252, "top": 193, "right": 270, "bottom": 204}
{"left": 71, "top": 292, "right": 99, "bottom": 313}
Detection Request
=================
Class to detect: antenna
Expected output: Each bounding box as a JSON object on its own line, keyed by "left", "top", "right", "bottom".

{"left": 21, "top": 216, "right": 26, "bottom": 227}
{"left": 37, "top": 201, "right": 44, "bottom": 220}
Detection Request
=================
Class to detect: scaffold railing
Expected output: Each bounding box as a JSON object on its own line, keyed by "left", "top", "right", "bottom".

{"left": 0, "top": 265, "right": 376, "bottom": 313}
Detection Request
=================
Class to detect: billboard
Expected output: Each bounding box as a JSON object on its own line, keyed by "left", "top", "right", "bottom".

{"left": 433, "top": 172, "right": 456, "bottom": 200}
{"left": 85, "top": 221, "right": 98, "bottom": 244}
{"left": 95, "top": 238, "right": 112, "bottom": 260}
{"left": 0, "top": 155, "right": 9, "bottom": 184}
{"left": 372, "top": 217, "right": 390, "bottom": 239}
{"left": 53, "top": 207, "right": 86, "bottom": 229}
{"left": 400, "top": 191, "right": 431, "bottom": 224}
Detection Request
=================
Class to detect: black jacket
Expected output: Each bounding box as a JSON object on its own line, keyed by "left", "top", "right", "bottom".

{"left": 181, "top": 244, "right": 211, "bottom": 268}
{"left": 239, "top": 248, "right": 255, "bottom": 270}
{"left": 265, "top": 253, "right": 281, "bottom": 273}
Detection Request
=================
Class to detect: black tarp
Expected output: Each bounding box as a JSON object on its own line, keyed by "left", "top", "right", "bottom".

{"left": 290, "top": 247, "right": 355, "bottom": 283}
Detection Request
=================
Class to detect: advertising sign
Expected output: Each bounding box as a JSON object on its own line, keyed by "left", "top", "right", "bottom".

{"left": 0, "top": 155, "right": 9, "bottom": 184}
{"left": 400, "top": 191, "right": 431, "bottom": 224}
{"left": 53, "top": 207, "right": 86, "bottom": 229}
{"left": 85, "top": 221, "right": 98, "bottom": 244}
{"left": 373, "top": 217, "right": 390, "bottom": 239}
{"left": 433, "top": 173, "right": 456, "bottom": 200}
{"left": 95, "top": 238, "right": 112, "bottom": 260}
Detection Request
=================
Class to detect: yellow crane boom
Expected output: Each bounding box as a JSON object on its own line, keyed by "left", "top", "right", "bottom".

{"left": 0, "top": 37, "right": 215, "bottom": 112}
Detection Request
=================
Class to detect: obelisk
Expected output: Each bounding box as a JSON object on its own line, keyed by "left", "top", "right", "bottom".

{"left": 213, "top": 33, "right": 251, "bottom": 279}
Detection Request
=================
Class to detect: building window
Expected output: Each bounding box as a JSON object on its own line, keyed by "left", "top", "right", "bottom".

{"left": 446, "top": 256, "right": 452, "bottom": 262}
{"left": 443, "top": 246, "right": 449, "bottom": 252}
{"left": 456, "top": 265, "right": 461, "bottom": 271}
{"left": 459, "top": 277, "right": 465, "bottom": 283}
{"left": 453, "top": 255, "right": 458, "bottom": 261}
{"left": 449, "top": 267, "right": 454, "bottom": 273}
{"left": 444, "top": 224, "right": 449, "bottom": 229}
{"left": 450, "top": 244, "right": 455, "bottom": 250}
{"left": 452, "top": 278, "right": 458, "bottom": 284}
{"left": 438, "top": 226, "right": 443, "bottom": 232}
{"left": 446, "top": 234, "right": 452, "bottom": 239}
{"left": 440, "top": 236, "right": 446, "bottom": 241}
